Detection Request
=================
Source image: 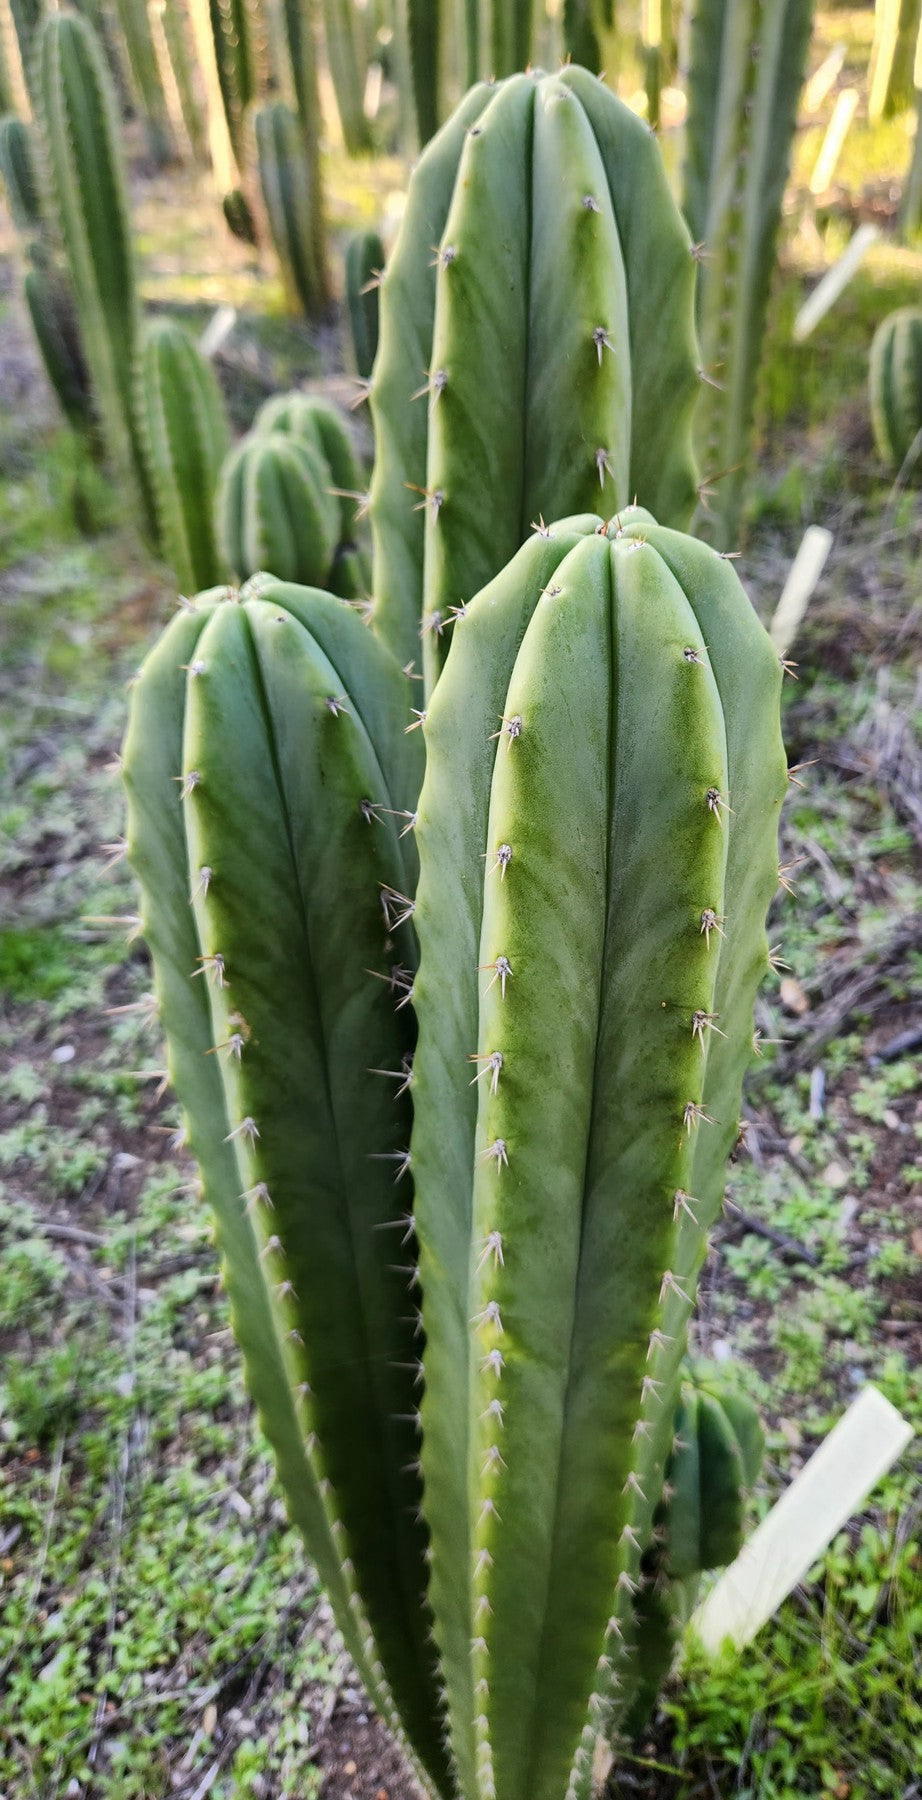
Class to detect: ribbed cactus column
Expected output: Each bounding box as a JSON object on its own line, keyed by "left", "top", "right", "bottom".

{"left": 38, "top": 9, "right": 154, "bottom": 527}
{"left": 410, "top": 509, "right": 787, "bottom": 1800}
{"left": 136, "top": 317, "right": 231, "bottom": 593}
{"left": 254, "top": 99, "right": 331, "bottom": 318}
{"left": 216, "top": 430, "right": 340, "bottom": 587}
{"left": 682, "top": 0, "right": 815, "bottom": 548}
{"left": 122, "top": 580, "right": 451, "bottom": 1798}
{"left": 345, "top": 227, "right": 383, "bottom": 379}
{"left": 869, "top": 305, "right": 922, "bottom": 469}
{"left": 368, "top": 66, "right": 701, "bottom": 685}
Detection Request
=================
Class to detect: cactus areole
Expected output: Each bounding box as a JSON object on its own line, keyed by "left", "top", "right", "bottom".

{"left": 123, "top": 511, "right": 786, "bottom": 1799}
{"left": 368, "top": 66, "right": 701, "bottom": 686}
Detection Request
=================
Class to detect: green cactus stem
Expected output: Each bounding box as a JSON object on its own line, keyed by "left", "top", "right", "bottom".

{"left": 869, "top": 0, "right": 921, "bottom": 121}
{"left": 345, "top": 227, "right": 383, "bottom": 380}
{"left": 368, "top": 67, "right": 701, "bottom": 686}
{"left": 254, "top": 98, "right": 330, "bottom": 318}
{"left": 322, "top": 0, "right": 373, "bottom": 153}
{"left": 136, "top": 316, "right": 231, "bottom": 593}
{"left": 121, "top": 578, "right": 451, "bottom": 1796}
{"left": 112, "top": 0, "right": 175, "bottom": 164}
{"left": 37, "top": 9, "right": 155, "bottom": 528}
{"left": 410, "top": 508, "right": 787, "bottom": 1800}
{"left": 251, "top": 390, "right": 371, "bottom": 595}
{"left": 682, "top": 0, "right": 816, "bottom": 549}
{"left": 24, "top": 250, "right": 96, "bottom": 437}
{"left": 0, "top": 110, "right": 41, "bottom": 230}
{"left": 155, "top": 0, "right": 209, "bottom": 165}
{"left": 869, "top": 305, "right": 922, "bottom": 472}
{"left": 216, "top": 429, "right": 340, "bottom": 587}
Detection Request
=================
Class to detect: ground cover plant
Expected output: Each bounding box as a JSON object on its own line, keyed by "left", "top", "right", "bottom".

{"left": 1, "top": 5, "right": 921, "bottom": 1798}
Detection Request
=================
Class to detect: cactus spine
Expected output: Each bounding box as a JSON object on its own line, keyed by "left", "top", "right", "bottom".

{"left": 345, "top": 227, "right": 383, "bottom": 379}
{"left": 368, "top": 68, "right": 701, "bottom": 684}
{"left": 869, "top": 305, "right": 922, "bottom": 471}
{"left": 122, "top": 580, "right": 450, "bottom": 1797}
{"left": 37, "top": 10, "right": 154, "bottom": 527}
{"left": 682, "top": 0, "right": 815, "bottom": 548}
{"left": 410, "top": 510, "right": 786, "bottom": 1798}
{"left": 254, "top": 99, "right": 330, "bottom": 318}
{"left": 136, "top": 317, "right": 231, "bottom": 592}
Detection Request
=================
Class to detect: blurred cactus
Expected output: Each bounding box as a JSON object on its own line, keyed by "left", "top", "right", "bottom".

{"left": 252, "top": 390, "right": 371, "bottom": 596}
{"left": 216, "top": 429, "right": 340, "bottom": 587}
{"left": 869, "top": 305, "right": 922, "bottom": 472}
{"left": 222, "top": 183, "right": 258, "bottom": 242}
{"left": 869, "top": 0, "right": 921, "bottom": 121}
{"left": 123, "top": 509, "right": 785, "bottom": 1800}
{"left": 682, "top": 0, "right": 815, "bottom": 549}
{"left": 344, "top": 227, "right": 383, "bottom": 379}
{"left": 37, "top": 9, "right": 154, "bottom": 527}
{"left": 0, "top": 110, "right": 41, "bottom": 229}
{"left": 254, "top": 99, "right": 330, "bottom": 317}
{"left": 24, "top": 250, "right": 96, "bottom": 437}
{"left": 112, "top": 0, "right": 175, "bottom": 164}
{"left": 368, "top": 67, "right": 700, "bottom": 682}
{"left": 323, "top": 0, "right": 373, "bottom": 153}
{"left": 136, "top": 316, "right": 231, "bottom": 592}
{"left": 153, "top": 0, "right": 209, "bottom": 165}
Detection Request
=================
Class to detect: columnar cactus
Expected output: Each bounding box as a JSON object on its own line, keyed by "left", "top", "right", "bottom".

{"left": 869, "top": 0, "right": 921, "bottom": 121}
{"left": 216, "top": 430, "right": 340, "bottom": 588}
{"left": 682, "top": 0, "right": 816, "bottom": 548}
{"left": 410, "top": 509, "right": 786, "bottom": 1798}
{"left": 254, "top": 99, "right": 330, "bottom": 318}
{"left": 136, "top": 316, "right": 231, "bottom": 593}
{"left": 24, "top": 253, "right": 96, "bottom": 437}
{"left": 869, "top": 305, "right": 922, "bottom": 470}
{"left": 251, "top": 390, "right": 371, "bottom": 594}
{"left": 121, "top": 579, "right": 450, "bottom": 1797}
{"left": 345, "top": 227, "right": 383, "bottom": 380}
{"left": 322, "top": 0, "right": 372, "bottom": 153}
{"left": 112, "top": 0, "right": 175, "bottom": 164}
{"left": 124, "top": 509, "right": 786, "bottom": 1798}
{"left": 368, "top": 66, "right": 701, "bottom": 685}
{"left": 0, "top": 111, "right": 41, "bottom": 230}
{"left": 38, "top": 10, "right": 154, "bottom": 526}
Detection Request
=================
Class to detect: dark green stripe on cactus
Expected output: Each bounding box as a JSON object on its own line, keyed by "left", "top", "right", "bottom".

{"left": 0, "top": 112, "right": 42, "bottom": 231}
{"left": 122, "top": 581, "right": 452, "bottom": 1796}
{"left": 368, "top": 66, "right": 700, "bottom": 685}
{"left": 345, "top": 228, "right": 383, "bottom": 380}
{"left": 136, "top": 316, "right": 231, "bottom": 594}
{"left": 411, "top": 509, "right": 785, "bottom": 1800}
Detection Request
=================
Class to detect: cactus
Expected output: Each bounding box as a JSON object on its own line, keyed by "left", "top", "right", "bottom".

{"left": 136, "top": 316, "right": 231, "bottom": 593}
{"left": 682, "top": 0, "right": 816, "bottom": 549}
{"left": 368, "top": 67, "right": 701, "bottom": 685}
{"left": 345, "top": 227, "right": 383, "bottom": 379}
{"left": 869, "top": 305, "right": 922, "bottom": 472}
{"left": 251, "top": 390, "right": 371, "bottom": 594}
{"left": 154, "top": 0, "right": 209, "bottom": 165}
{"left": 123, "top": 508, "right": 786, "bottom": 1798}
{"left": 112, "top": 0, "right": 175, "bottom": 164}
{"left": 37, "top": 9, "right": 154, "bottom": 528}
{"left": 405, "top": 0, "right": 440, "bottom": 145}
{"left": 0, "top": 111, "right": 41, "bottom": 230}
{"left": 322, "top": 0, "right": 373, "bottom": 153}
{"left": 222, "top": 183, "right": 258, "bottom": 242}
{"left": 24, "top": 251, "right": 96, "bottom": 437}
{"left": 121, "top": 578, "right": 451, "bottom": 1796}
{"left": 410, "top": 508, "right": 786, "bottom": 1798}
{"left": 216, "top": 430, "right": 341, "bottom": 587}
{"left": 254, "top": 99, "right": 330, "bottom": 318}
{"left": 869, "top": 0, "right": 921, "bottom": 121}
{"left": 278, "top": 0, "right": 326, "bottom": 211}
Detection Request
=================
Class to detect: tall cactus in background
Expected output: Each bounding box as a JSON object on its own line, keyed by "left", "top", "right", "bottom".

{"left": 121, "top": 579, "right": 451, "bottom": 1799}
{"left": 254, "top": 98, "right": 330, "bottom": 317}
{"left": 112, "top": 0, "right": 175, "bottom": 163}
{"left": 869, "top": 305, "right": 922, "bottom": 471}
{"left": 152, "top": 0, "right": 209, "bottom": 165}
{"left": 323, "top": 0, "right": 373, "bottom": 152}
{"left": 682, "top": 0, "right": 815, "bottom": 549}
{"left": 869, "top": 0, "right": 921, "bottom": 121}
{"left": 136, "top": 316, "right": 231, "bottom": 592}
{"left": 368, "top": 67, "right": 701, "bottom": 684}
{"left": 4, "top": 0, "right": 41, "bottom": 106}
{"left": 38, "top": 9, "right": 155, "bottom": 528}
{"left": 0, "top": 110, "right": 41, "bottom": 229}
{"left": 345, "top": 226, "right": 383, "bottom": 378}
{"left": 123, "top": 511, "right": 786, "bottom": 1800}
{"left": 24, "top": 252, "right": 97, "bottom": 437}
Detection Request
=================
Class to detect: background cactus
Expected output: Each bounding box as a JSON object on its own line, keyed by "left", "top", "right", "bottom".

{"left": 24, "top": 250, "right": 96, "bottom": 437}
{"left": 0, "top": 110, "right": 41, "bottom": 231}
{"left": 121, "top": 578, "right": 450, "bottom": 1797}
{"left": 37, "top": 9, "right": 154, "bottom": 527}
{"left": 136, "top": 315, "right": 231, "bottom": 592}
{"left": 112, "top": 0, "right": 175, "bottom": 164}
{"left": 215, "top": 429, "right": 340, "bottom": 587}
{"left": 368, "top": 66, "right": 701, "bottom": 685}
{"left": 869, "top": 0, "right": 921, "bottom": 121}
{"left": 251, "top": 389, "right": 371, "bottom": 594}
{"left": 345, "top": 226, "right": 383, "bottom": 379}
{"left": 682, "top": 0, "right": 816, "bottom": 549}
{"left": 869, "top": 304, "right": 922, "bottom": 471}
{"left": 253, "top": 98, "right": 330, "bottom": 318}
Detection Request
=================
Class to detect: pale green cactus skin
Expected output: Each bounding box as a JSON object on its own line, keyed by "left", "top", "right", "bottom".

{"left": 136, "top": 316, "right": 231, "bottom": 593}
{"left": 368, "top": 67, "right": 701, "bottom": 686}
{"left": 322, "top": 0, "right": 372, "bottom": 153}
{"left": 410, "top": 509, "right": 786, "bottom": 1800}
{"left": 37, "top": 9, "right": 155, "bottom": 528}
{"left": 682, "top": 0, "right": 816, "bottom": 548}
{"left": 252, "top": 390, "right": 368, "bottom": 566}
{"left": 112, "top": 0, "right": 175, "bottom": 164}
{"left": 216, "top": 430, "right": 340, "bottom": 588}
{"left": 121, "top": 579, "right": 452, "bottom": 1797}
{"left": 869, "top": 305, "right": 922, "bottom": 469}
{"left": 254, "top": 98, "right": 330, "bottom": 318}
